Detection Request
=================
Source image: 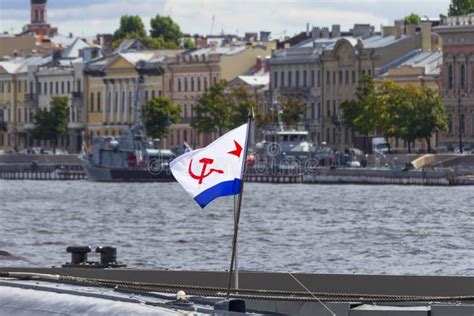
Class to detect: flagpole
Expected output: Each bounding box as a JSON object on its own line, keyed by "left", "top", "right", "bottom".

{"left": 226, "top": 113, "right": 252, "bottom": 299}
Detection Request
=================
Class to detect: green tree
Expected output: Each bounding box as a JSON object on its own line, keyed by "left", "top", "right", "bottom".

{"left": 150, "top": 15, "right": 182, "bottom": 46}
{"left": 183, "top": 38, "right": 195, "bottom": 49}
{"left": 340, "top": 75, "right": 379, "bottom": 152}
{"left": 192, "top": 81, "right": 257, "bottom": 136}
{"left": 378, "top": 81, "right": 419, "bottom": 153}
{"left": 403, "top": 13, "right": 421, "bottom": 25}
{"left": 414, "top": 88, "right": 448, "bottom": 152}
{"left": 378, "top": 81, "right": 448, "bottom": 153}
{"left": 277, "top": 96, "right": 306, "bottom": 127}
{"left": 142, "top": 97, "right": 181, "bottom": 139}
{"left": 114, "top": 15, "right": 146, "bottom": 42}
{"left": 192, "top": 81, "right": 234, "bottom": 136}
{"left": 448, "top": 0, "right": 474, "bottom": 16}
{"left": 32, "top": 96, "right": 69, "bottom": 153}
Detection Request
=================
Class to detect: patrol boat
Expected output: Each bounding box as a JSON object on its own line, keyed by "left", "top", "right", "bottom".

{"left": 79, "top": 75, "right": 176, "bottom": 182}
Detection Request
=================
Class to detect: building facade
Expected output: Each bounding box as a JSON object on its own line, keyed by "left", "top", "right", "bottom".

{"left": 435, "top": 14, "right": 474, "bottom": 151}
{"left": 269, "top": 21, "right": 434, "bottom": 150}
{"left": 163, "top": 43, "right": 275, "bottom": 149}
{"left": 84, "top": 50, "right": 179, "bottom": 144}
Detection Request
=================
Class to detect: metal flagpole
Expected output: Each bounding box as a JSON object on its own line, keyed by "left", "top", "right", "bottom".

{"left": 226, "top": 112, "right": 252, "bottom": 298}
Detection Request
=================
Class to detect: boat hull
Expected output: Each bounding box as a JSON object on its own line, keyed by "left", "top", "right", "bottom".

{"left": 80, "top": 158, "right": 175, "bottom": 182}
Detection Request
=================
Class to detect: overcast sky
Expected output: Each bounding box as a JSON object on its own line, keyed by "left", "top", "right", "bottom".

{"left": 0, "top": 0, "right": 451, "bottom": 39}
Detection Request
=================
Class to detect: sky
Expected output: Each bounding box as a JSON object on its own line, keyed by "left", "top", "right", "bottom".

{"left": 0, "top": 0, "right": 452, "bottom": 39}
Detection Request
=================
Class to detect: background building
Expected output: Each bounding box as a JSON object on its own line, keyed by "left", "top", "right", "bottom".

{"left": 435, "top": 14, "right": 474, "bottom": 151}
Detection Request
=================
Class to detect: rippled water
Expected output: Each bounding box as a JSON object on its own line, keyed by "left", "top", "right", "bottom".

{"left": 0, "top": 180, "right": 473, "bottom": 275}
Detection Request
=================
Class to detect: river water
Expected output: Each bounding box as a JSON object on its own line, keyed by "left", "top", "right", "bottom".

{"left": 0, "top": 180, "right": 472, "bottom": 275}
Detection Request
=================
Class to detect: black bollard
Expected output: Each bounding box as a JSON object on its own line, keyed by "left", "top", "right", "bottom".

{"left": 66, "top": 246, "right": 91, "bottom": 265}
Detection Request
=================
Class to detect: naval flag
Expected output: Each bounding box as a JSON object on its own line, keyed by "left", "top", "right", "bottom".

{"left": 170, "top": 124, "right": 249, "bottom": 208}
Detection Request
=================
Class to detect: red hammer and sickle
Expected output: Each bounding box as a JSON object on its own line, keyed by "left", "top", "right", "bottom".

{"left": 188, "top": 157, "right": 224, "bottom": 184}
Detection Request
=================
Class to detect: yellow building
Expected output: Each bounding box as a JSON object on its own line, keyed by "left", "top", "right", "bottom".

{"left": 84, "top": 50, "right": 181, "bottom": 143}
{"left": 0, "top": 58, "right": 42, "bottom": 151}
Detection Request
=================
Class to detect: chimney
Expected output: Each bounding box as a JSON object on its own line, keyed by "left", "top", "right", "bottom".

{"left": 420, "top": 22, "right": 432, "bottom": 52}
{"left": 321, "top": 27, "right": 330, "bottom": 38}
{"left": 264, "top": 56, "right": 271, "bottom": 72}
{"left": 405, "top": 24, "right": 416, "bottom": 36}
{"left": 331, "top": 24, "right": 341, "bottom": 38}
{"left": 306, "top": 23, "right": 310, "bottom": 37}
{"left": 382, "top": 26, "right": 395, "bottom": 37}
{"left": 255, "top": 56, "right": 262, "bottom": 72}
{"left": 394, "top": 20, "right": 402, "bottom": 39}
{"left": 312, "top": 27, "right": 321, "bottom": 39}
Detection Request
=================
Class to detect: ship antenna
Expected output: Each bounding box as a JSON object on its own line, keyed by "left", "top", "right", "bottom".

{"left": 132, "top": 75, "right": 147, "bottom": 138}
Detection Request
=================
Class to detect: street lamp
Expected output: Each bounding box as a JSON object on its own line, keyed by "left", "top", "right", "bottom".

{"left": 458, "top": 90, "right": 465, "bottom": 154}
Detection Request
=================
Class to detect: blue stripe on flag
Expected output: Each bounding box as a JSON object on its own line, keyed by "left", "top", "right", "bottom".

{"left": 194, "top": 178, "right": 242, "bottom": 208}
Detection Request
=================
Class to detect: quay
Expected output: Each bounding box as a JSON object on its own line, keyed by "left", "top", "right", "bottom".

{"left": 0, "top": 154, "right": 85, "bottom": 181}
{"left": 245, "top": 173, "right": 303, "bottom": 183}
{"left": 0, "top": 168, "right": 85, "bottom": 180}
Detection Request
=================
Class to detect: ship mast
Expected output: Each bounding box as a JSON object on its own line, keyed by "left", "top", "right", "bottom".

{"left": 132, "top": 75, "right": 146, "bottom": 138}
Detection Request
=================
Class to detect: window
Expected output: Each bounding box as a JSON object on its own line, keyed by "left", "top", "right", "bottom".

{"left": 460, "top": 114, "right": 465, "bottom": 133}
{"left": 460, "top": 64, "right": 466, "bottom": 90}
{"left": 448, "top": 64, "right": 453, "bottom": 90}
{"left": 274, "top": 72, "right": 278, "bottom": 88}
{"left": 288, "top": 71, "right": 292, "bottom": 86}
{"left": 191, "top": 77, "right": 194, "bottom": 92}
{"left": 145, "top": 90, "right": 148, "bottom": 101}
{"left": 213, "top": 77, "right": 217, "bottom": 84}
{"left": 326, "top": 100, "right": 330, "bottom": 116}
{"left": 303, "top": 70, "right": 307, "bottom": 87}
{"left": 204, "top": 77, "right": 208, "bottom": 90}
{"left": 77, "top": 79, "right": 81, "bottom": 92}
{"left": 311, "top": 102, "right": 315, "bottom": 119}
{"left": 178, "top": 79, "right": 182, "bottom": 92}
{"left": 362, "top": 70, "right": 366, "bottom": 76}
{"left": 169, "top": 78, "right": 173, "bottom": 92}
{"left": 280, "top": 71, "right": 284, "bottom": 87}
{"left": 333, "top": 100, "right": 336, "bottom": 117}
{"left": 311, "top": 70, "right": 315, "bottom": 87}
{"left": 345, "top": 70, "right": 349, "bottom": 84}
{"left": 90, "top": 93, "right": 94, "bottom": 112}
{"left": 326, "top": 71, "right": 330, "bottom": 85}
{"left": 50, "top": 82, "right": 53, "bottom": 94}
{"left": 317, "top": 102, "right": 321, "bottom": 118}
{"left": 295, "top": 71, "right": 300, "bottom": 87}
{"left": 97, "top": 92, "right": 101, "bottom": 112}
{"left": 151, "top": 90, "right": 155, "bottom": 98}
{"left": 44, "top": 82, "right": 48, "bottom": 95}
{"left": 0, "top": 82, "right": 3, "bottom": 93}
{"left": 317, "top": 70, "right": 320, "bottom": 87}
{"left": 37, "top": 82, "right": 41, "bottom": 95}
{"left": 368, "top": 69, "right": 372, "bottom": 76}
{"left": 55, "top": 82, "right": 59, "bottom": 94}
{"left": 67, "top": 81, "right": 71, "bottom": 93}
{"left": 18, "top": 81, "right": 22, "bottom": 93}
{"left": 333, "top": 71, "right": 336, "bottom": 85}
{"left": 197, "top": 77, "right": 201, "bottom": 91}
{"left": 184, "top": 78, "right": 188, "bottom": 92}
{"left": 339, "top": 70, "right": 343, "bottom": 85}
{"left": 115, "top": 92, "right": 118, "bottom": 111}
{"left": 61, "top": 82, "right": 65, "bottom": 94}
{"left": 326, "top": 128, "right": 330, "bottom": 143}
{"left": 352, "top": 70, "right": 356, "bottom": 84}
